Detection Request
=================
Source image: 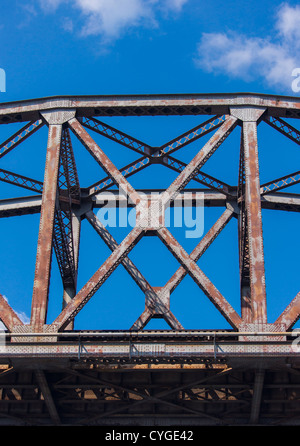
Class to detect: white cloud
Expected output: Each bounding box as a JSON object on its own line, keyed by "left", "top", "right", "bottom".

{"left": 164, "top": 0, "right": 188, "bottom": 11}
{"left": 62, "top": 17, "right": 74, "bottom": 32}
{"left": 276, "top": 3, "right": 300, "bottom": 43}
{"left": 0, "top": 295, "right": 30, "bottom": 330}
{"left": 16, "top": 311, "right": 30, "bottom": 325}
{"left": 76, "top": 0, "right": 155, "bottom": 38}
{"left": 195, "top": 3, "right": 300, "bottom": 92}
{"left": 39, "top": 0, "right": 188, "bottom": 40}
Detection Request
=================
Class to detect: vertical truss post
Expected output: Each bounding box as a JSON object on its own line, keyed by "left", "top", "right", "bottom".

{"left": 62, "top": 212, "right": 81, "bottom": 308}
{"left": 30, "top": 124, "right": 62, "bottom": 330}
{"left": 55, "top": 126, "right": 81, "bottom": 323}
{"left": 231, "top": 107, "right": 267, "bottom": 326}
{"left": 238, "top": 130, "right": 252, "bottom": 323}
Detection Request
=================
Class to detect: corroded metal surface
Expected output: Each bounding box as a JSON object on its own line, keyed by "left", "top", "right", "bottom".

{"left": 31, "top": 124, "right": 62, "bottom": 329}
{"left": 242, "top": 118, "right": 267, "bottom": 324}
{"left": 0, "top": 93, "right": 299, "bottom": 425}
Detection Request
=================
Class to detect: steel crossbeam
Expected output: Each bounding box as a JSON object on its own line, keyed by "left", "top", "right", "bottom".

{"left": 159, "top": 154, "right": 234, "bottom": 196}
{"left": 88, "top": 156, "right": 150, "bottom": 196}
{"left": 261, "top": 171, "right": 300, "bottom": 195}
{"left": 80, "top": 116, "right": 153, "bottom": 156}
{"left": 0, "top": 168, "right": 43, "bottom": 193}
{"left": 264, "top": 116, "right": 300, "bottom": 145}
{"left": 0, "top": 119, "right": 44, "bottom": 159}
{"left": 80, "top": 114, "right": 226, "bottom": 158}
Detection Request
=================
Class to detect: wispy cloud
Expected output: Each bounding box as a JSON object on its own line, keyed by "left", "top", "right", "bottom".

{"left": 38, "top": 0, "right": 188, "bottom": 41}
{"left": 195, "top": 3, "right": 300, "bottom": 92}
{"left": 163, "top": 0, "right": 188, "bottom": 11}
{"left": 0, "top": 295, "right": 30, "bottom": 330}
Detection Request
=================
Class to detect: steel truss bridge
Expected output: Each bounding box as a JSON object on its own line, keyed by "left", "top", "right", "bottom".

{"left": 0, "top": 93, "right": 300, "bottom": 426}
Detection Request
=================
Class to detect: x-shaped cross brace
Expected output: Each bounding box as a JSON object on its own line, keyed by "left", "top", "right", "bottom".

{"left": 50, "top": 114, "right": 241, "bottom": 331}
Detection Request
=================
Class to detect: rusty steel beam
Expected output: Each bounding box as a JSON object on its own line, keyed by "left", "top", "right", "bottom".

{"left": 261, "top": 171, "right": 300, "bottom": 195}
{"left": 85, "top": 210, "right": 183, "bottom": 330}
{"left": 88, "top": 156, "right": 150, "bottom": 197}
{"left": 61, "top": 212, "right": 81, "bottom": 307}
{"left": 131, "top": 307, "right": 182, "bottom": 331}
{"left": 80, "top": 116, "right": 152, "bottom": 156}
{"left": 242, "top": 118, "right": 267, "bottom": 325}
{"left": 30, "top": 124, "right": 62, "bottom": 329}
{"left": 260, "top": 191, "right": 300, "bottom": 212}
{"left": 159, "top": 154, "right": 234, "bottom": 196}
{"left": 69, "top": 118, "right": 140, "bottom": 206}
{"left": 0, "top": 294, "right": 23, "bottom": 332}
{"left": 91, "top": 189, "right": 229, "bottom": 209}
{"left": 52, "top": 128, "right": 81, "bottom": 328}
{"left": 1, "top": 93, "right": 300, "bottom": 123}
{"left": 161, "top": 116, "right": 237, "bottom": 206}
{"left": 131, "top": 286, "right": 183, "bottom": 330}
{"left": 51, "top": 226, "right": 144, "bottom": 331}
{"left": 161, "top": 208, "right": 234, "bottom": 296}
{"left": 70, "top": 116, "right": 226, "bottom": 158}
{"left": 158, "top": 115, "right": 226, "bottom": 156}
{"left": 157, "top": 226, "right": 242, "bottom": 329}
{"left": 131, "top": 308, "right": 153, "bottom": 331}
{"left": 0, "top": 168, "right": 43, "bottom": 193}
{"left": 0, "top": 195, "right": 42, "bottom": 218}
{"left": 238, "top": 130, "right": 252, "bottom": 323}
{"left": 263, "top": 116, "right": 300, "bottom": 145}
{"left": 88, "top": 152, "right": 234, "bottom": 199}
{"left": 81, "top": 114, "right": 227, "bottom": 159}
{"left": 275, "top": 291, "right": 300, "bottom": 330}
{"left": 0, "top": 119, "right": 44, "bottom": 158}
{"left": 53, "top": 128, "right": 81, "bottom": 291}
{"left": 85, "top": 210, "right": 155, "bottom": 295}
{"left": 53, "top": 207, "right": 77, "bottom": 289}
{"left": 84, "top": 116, "right": 236, "bottom": 200}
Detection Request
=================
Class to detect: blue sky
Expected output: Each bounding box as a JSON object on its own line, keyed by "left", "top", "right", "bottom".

{"left": 0, "top": 0, "right": 300, "bottom": 331}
